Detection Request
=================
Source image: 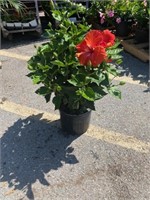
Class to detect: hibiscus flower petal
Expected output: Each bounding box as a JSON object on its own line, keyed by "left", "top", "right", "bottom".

{"left": 102, "top": 29, "right": 115, "bottom": 48}
{"left": 76, "top": 52, "right": 91, "bottom": 66}
{"left": 90, "top": 46, "right": 107, "bottom": 67}
{"left": 85, "top": 30, "right": 103, "bottom": 48}
{"left": 76, "top": 40, "right": 88, "bottom": 52}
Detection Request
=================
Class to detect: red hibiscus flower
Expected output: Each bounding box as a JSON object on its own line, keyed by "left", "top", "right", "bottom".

{"left": 102, "top": 29, "right": 115, "bottom": 48}
{"left": 76, "top": 30, "right": 107, "bottom": 67}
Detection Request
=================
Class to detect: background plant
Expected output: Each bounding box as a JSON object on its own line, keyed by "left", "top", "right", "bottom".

{"left": 130, "top": 0, "right": 149, "bottom": 29}
{"left": 86, "top": 0, "right": 135, "bottom": 27}
{"left": 0, "top": 0, "right": 28, "bottom": 23}
{"left": 0, "top": 0, "right": 25, "bottom": 14}
{"left": 41, "top": 0, "right": 86, "bottom": 28}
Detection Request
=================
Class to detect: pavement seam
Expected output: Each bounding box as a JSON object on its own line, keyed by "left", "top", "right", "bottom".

{"left": 1, "top": 100, "right": 150, "bottom": 154}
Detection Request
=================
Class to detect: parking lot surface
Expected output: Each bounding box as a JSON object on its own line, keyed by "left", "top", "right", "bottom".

{"left": 0, "top": 33, "right": 150, "bottom": 200}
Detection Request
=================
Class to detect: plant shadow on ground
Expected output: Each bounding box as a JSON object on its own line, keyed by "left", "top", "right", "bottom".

{"left": 0, "top": 114, "right": 79, "bottom": 200}
{"left": 119, "top": 52, "right": 149, "bottom": 85}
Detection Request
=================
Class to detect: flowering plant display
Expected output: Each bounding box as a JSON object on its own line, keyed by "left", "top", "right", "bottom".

{"left": 98, "top": 0, "right": 134, "bottom": 27}
{"left": 130, "top": 0, "right": 149, "bottom": 29}
{"left": 99, "top": 9, "right": 115, "bottom": 27}
{"left": 86, "top": 0, "right": 149, "bottom": 35}
{"left": 27, "top": 8, "right": 124, "bottom": 115}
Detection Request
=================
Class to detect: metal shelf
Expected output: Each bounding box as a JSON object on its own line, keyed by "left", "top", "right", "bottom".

{"left": 0, "top": 0, "right": 42, "bottom": 39}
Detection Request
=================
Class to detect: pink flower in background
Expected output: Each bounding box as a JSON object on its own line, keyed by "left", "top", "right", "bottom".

{"left": 112, "top": 0, "right": 117, "bottom": 5}
{"left": 106, "top": 10, "right": 114, "bottom": 18}
{"left": 100, "top": 16, "right": 105, "bottom": 24}
{"left": 143, "top": 0, "right": 147, "bottom": 6}
{"left": 99, "top": 12, "right": 105, "bottom": 24}
{"left": 116, "top": 17, "right": 121, "bottom": 24}
{"left": 99, "top": 12, "right": 104, "bottom": 18}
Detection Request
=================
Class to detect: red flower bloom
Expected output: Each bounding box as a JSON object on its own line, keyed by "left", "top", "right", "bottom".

{"left": 85, "top": 30, "right": 103, "bottom": 48}
{"left": 102, "top": 29, "right": 115, "bottom": 48}
{"left": 76, "top": 30, "right": 107, "bottom": 67}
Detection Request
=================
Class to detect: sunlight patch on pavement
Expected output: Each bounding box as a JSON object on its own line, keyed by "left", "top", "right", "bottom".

{"left": 1, "top": 100, "right": 150, "bottom": 154}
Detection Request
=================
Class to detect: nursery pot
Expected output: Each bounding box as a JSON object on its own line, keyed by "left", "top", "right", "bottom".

{"left": 135, "top": 29, "right": 149, "bottom": 43}
{"left": 59, "top": 110, "right": 91, "bottom": 135}
{"left": 115, "top": 21, "right": 130, "bottom": 37}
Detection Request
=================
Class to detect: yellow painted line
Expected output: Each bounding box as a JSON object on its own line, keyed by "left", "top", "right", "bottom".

{"left": 1, "top": 100, "right": 150, "bottom": 153}
{"left": 87, "top": 126, "right": 150, "bottom": 154}
{"left": 0, "top": 100, "right": 59, "bottom": 121}
{"left": 0, "top": 50, "right": 30, "bottom": 61}
{"left": 4, "top": 189, "right": 15, "bottom": 196}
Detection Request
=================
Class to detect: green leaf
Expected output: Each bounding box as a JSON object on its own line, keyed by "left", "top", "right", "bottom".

{"left": 68, "top": 74, "right": 86, "bottom": 87}
{"left": 54, "top": 85, "right": 62, "bottom": 92}
{"left": 28, "top": 64, "right": 34, "bottom": 71}
{"left": 52, "top": 96, "right": 62, "bottom": 110}
{"left": 51, "top": 60, "right": 65, "bottom": 67}
{"left": 111, "top": 54, "right": 123, "bottom": 60}
{"left": 52, "top": 11, "right": 62, "bottom": 21}
{"left": 45, "top": 94, "right": 51, "bottom": 103}
{"left": 67, "top": 10, "right": 78, "bottom": 18}
{"left": 86, "top": 74, "right": 105, "bottom": 85}
{"left": 106, "top": 66, "right": 119, "bottom": 76}
{"left": 109, "top": 87, "right": 121, "bottom": 99}
{"left": 40, "top": 44, "right": 50, "bottom": 53}
{"left": 93, "top": 86, "right": 107, "bottom": 100}
{"left": 53, "top": 52, "right": 58, "bottom": 58}
{"left": 80, "top": 87, "right": 95, "bottom": 101}
{"left": 67, "top": 60, "right": 77, "bottom": 66}
{"left": 107, "top": 48, "right": 123, "bottom": 55}
{"left": 119, "top": 81, "right": 126, "bottom": 85}
{"left": 26, "top": 72, "right": 34, "bottom": 77}
{"left": 37, "top": 64, "right": 50, "bottom": 71}
{"left": 67, "top": 79, "right": 78, "bottom": 87}
{"left": 35, "top": 86, "right": 50, "bottom": 96}
{"left": 32, "top": 76, "right": 41, "bottom": 84}
{"left": 116, "top": 59, "right": 122, "bottom": 65}
{"left": 109, "top": 41, "right": 120, "bottom": 49}
{"left": 64, "top": 34, "right": 71, "bottom": 41}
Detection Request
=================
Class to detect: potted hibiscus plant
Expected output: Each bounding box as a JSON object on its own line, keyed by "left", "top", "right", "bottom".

{"left": 27, "top": 6, "right": 124, "bottom": 135}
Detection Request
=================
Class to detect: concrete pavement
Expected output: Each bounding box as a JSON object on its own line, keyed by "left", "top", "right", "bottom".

{"left": 0, "top": 33, "right": 150, "bottom": 200}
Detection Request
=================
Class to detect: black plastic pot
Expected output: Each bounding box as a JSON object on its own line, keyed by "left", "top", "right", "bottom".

{"left": 115, "top": 21, "right": 130, "bottom": 37}
{"left": 59, "top": 110, "right": 91, "bottom": 135}
{"left": 135, "top": 29, "right": 149, "bottom": 43}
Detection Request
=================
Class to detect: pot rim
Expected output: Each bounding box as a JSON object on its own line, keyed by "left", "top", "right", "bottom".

{"left": 59, "top": 109, "right": 91, "bottom": 117}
